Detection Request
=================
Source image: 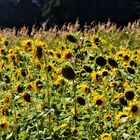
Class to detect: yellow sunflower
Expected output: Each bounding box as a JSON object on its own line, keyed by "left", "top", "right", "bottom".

{"left": 114, "top": 111, "right": 129, "bottom": 127}
{"left": 0, "top": 117, "right": 9, "bottom": 131}
{"left": 3, "top": 93, "right": 12, "bottom": 107}
{"left": 91, "top": 71, "right": 101, "bottom": 85}
{"left": 62, "top": 49, "right": 73, "bottom": 61}
{"left": 100, "top": 133, "right": 112, "bottom": 140}
{"left": 92, "top": 94, "right": 106, "bottom": 108}
{"left": 129, "top": 101, "right": 140, "bottom": 117}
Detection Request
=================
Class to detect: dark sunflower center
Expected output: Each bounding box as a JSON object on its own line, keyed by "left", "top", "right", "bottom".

{"left": 119, "top": 97, "right": 127, "bottom": 106}
{"left": 36, "top": 80, "right": 43, "bottom": 89}
{"left": 120, "top": 115, "right": 127, "bottom": 118}
{"left": 125, "top": 91, "right": 134, "bottom": 100}
{"left": 106, "top": 116, "right": 111, "bottom": 121}
{"left": 132, "top": 105, "right": 138, "bottom": 112}
{"left": 96, "top": 99, "right": 103, "bottom": 105}
{"left": 124, "top": 55, "right": 130, "bottom": 61}
{"left": 17, "top": 85, "right": 24, "bottom": 93}
{"left": 102, "top": 71, "right": 108, "bottom": 77}
{"left": 1, "top": 123, "right": 6, "bottom": 128}
{"left": 27, "top": 41, "right": 31, "bottom": 46}
{"left": 66, "top": 53, "right": 72, "bottom": 59}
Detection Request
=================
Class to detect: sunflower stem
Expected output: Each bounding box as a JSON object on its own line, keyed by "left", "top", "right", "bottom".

{"left": 31, "top": 99, "right": 40, "bottom": 138}
{"left": 73, "top": 80, "right": 77, "bottom": 128}
{"left": 45, "top": 56, "right": 51, "bottom": 137}
{"left": 11, "top": 93, "right": 18, "bottom": 140}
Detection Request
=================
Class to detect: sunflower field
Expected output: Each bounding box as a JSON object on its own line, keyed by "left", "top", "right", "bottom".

{"left": 0, "top": 21, "right": 140, "bottom": 140}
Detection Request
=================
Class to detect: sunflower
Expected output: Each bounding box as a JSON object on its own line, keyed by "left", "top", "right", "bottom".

{"left": 66, "top": 34, "right": 78, "bottom": 43}
{"left": 35, "top": 46, "right": 43, "bottom": 59}
{"left": 125, "top": 90, "right": 135, "bottom": 101}
{"left": 0, "top": 117, "right": 9, "bottom": 131}
{"left": 3, "top": 93, "right": 12, "bottom": 107}
{"left": 100, "top": 133, "right": 112, "bottom": 140}
{"left": 0, "top": 106, "right": 9, "bottom": 116}
{"left": 48, "top": 50, "right": 56, "bottom": 59}
{"left": 77, "top": 83, "right": 90, "bottom": 94}
{"left": 114, "top": 111, "right": 129, "bottom": 127}
{"left": 62, "top": 49, "right": 73, "bottom": 60}
{"left": 129, "top": 101, "right": 140, "bottom": 117}
{"left": 22, "top": 93, "right": 31, "bottom": 103}
{"left": 77, "top": 96, "right": 86, "bottom": 106}
{"left": 129, "top": 60, "right": 137, "bottom": 67}
{"left": 21, "top": 39, "right": 34, "bottom": 52}
{"left": 89, "top": 34, "right": 100, "bottom": 48}
{"left": 108, "top": 58, "right": 118, "bottom": 68}
{"left": 113, "top": 93, "right": 127, "bottom": 106}
{"left": 91, "top": 71, "right": 101, "bottom": 85}
{"left": 103, "top": 114, "right": 112, "bottom": 122}
{"left": 127, "top": 67, "right": 135, "bottom": 74}
{"left": 123, "top": 80, "right": 131, "bottom": 90}
{"left": 95, "top": 56, "right": 107, "bottom": 66}
{"left": 17, "top": 84, "right": 24, "bottom": 93}
{"left": 35, "top": 79, "right": 44, "bottom": 92}
{"left": 61, "top": 64, "right": 75, "bottom": 80}
{"left": 92, "top": 94, "right": 106, "bottom": 108}
{"left": 109, "top": 44, "right": 116, "bottom": 54}
{"left": 101, "top": 69, "right": 109, "bottom": 77}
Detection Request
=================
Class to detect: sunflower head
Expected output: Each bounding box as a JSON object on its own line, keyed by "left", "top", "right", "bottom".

{"left": 125, "top": 90, "right": 134, "bottom": 101}
{"left": 62, "top": 49, "right": 73, "bottom": 60}
{"left": 114, "top": 111, "right": 129, "bottom": 127}
{"left": 96, "top": 56, "right": 106, "bottom": 66}
{"left": 3, "top": 93, "right": 12, "bottom": 106}
{"left": 129, "top": 102, "right": 140, "bottom": 117}
{"left": 61, "top": 65, "right": 75, "bottom": 80}
{"left": 23, "top": 93, "right": 31, "bottom": 103}
{"left": 93, "top": 95, "right": 106, "bottom": 108}
{"left": 36, "top": 46, "right": 43, "bottom": 59}
{"left": 66, "top": 34, "right": 78, "bottom": 43}
{"left": 0, "top": 117, "right": 9, "bottom": 131}
{"left": 100, "top": 133, "right": 112, "bottom": 140}
{"left": 91, "top": 71, "right": 101, "bottom": 84}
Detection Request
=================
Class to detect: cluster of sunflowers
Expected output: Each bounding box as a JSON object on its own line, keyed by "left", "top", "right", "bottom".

{"left": 0, "top": 21, "right": 140, "bottom": 139}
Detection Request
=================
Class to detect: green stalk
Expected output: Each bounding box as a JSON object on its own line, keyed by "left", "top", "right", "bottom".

{"left": 45, "top": 56, "right": 51, "bottom": 137}
{"left": 73, "top": 80, "right": 77, "bottom": 128}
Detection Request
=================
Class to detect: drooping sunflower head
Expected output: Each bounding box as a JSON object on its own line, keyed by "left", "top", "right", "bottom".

{"left": 95, "top": 56, "right": 107, "bottom": 66}
{"left": 66, "top": 34, "right": 78, "bottom": 43}
{"left": 61, "top": 64, "right": 75, "bottom": 80}
{"left": 35, "top": 46, "right": 43, "bottom": 59}
{"left": 22, "top": 93, "right": 31, "bottom": 103}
